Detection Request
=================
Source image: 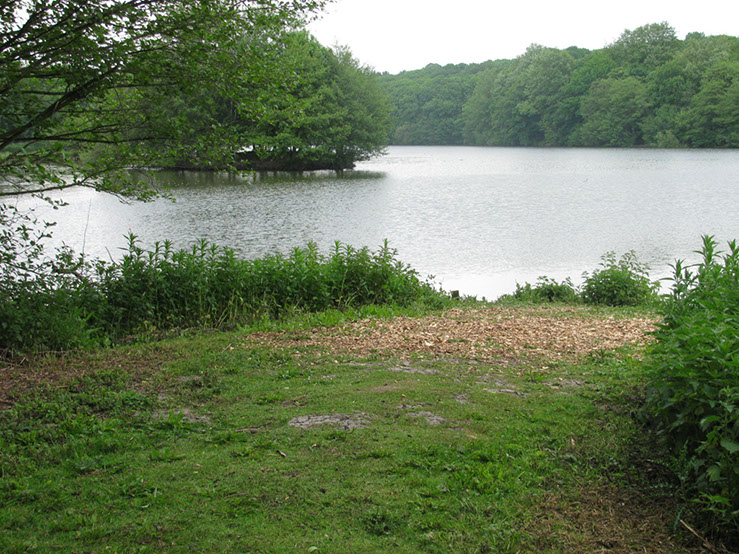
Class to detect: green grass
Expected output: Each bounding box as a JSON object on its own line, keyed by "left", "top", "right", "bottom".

{"left": 0, "top": 304, "right": 705, "bottom": 553}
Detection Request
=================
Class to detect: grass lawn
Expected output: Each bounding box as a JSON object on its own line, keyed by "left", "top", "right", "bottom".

{"left": 0, "top": 304, "right": 711, "bottom": 552}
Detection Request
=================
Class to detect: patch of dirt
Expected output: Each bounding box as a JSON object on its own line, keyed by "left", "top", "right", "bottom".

{"left": 407, "top": 411, "right": 446, "bottom": 426}
{"left": 399, "top": 403, "right": 425, "bottom": 410}
{"left": 176, "top": 375, "right": 204, "bottom": 386}
{"left": 0, "top": 347, "right": 178, "bottom": 408}
{"left": 288, "top": 413, "right": 368, "bottom": 430}
{"left": 476, "top": 377, "right": 528, "bottom": 397}
{"left": 483, "top": 387, "right": 529, "bottom": 397}
{"left": 244, "top": 306, "right": 657, "bottom": 363}
{"left": 388, "top": 366, "right": 440, "bottom": 374}
{"left": 152, "top": 407, "right": 211, "bottom": 424}
{"left": 345, "top": 361, "right": 385, "bottom": 370}
{"left": 544, "top": 378, "right": 587, "bottom": 390}
{"left": 527, "top": 486, "right": 705, "bottom": 553}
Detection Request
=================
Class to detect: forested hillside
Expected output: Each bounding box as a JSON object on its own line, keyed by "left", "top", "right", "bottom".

{"left": 378, "top": 23, "right": 738, "bottom": 148}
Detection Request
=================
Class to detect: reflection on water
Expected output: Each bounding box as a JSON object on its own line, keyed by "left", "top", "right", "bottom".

{"left": 9, "top": 146, "right": 739, "bottom": 299}
{"left": 141, "top": 168, "right": 388, "bottom": 189}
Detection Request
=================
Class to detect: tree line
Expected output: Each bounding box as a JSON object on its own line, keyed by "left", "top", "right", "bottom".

{"left": 379, "top": 23, "right": 738, "bottom": 148}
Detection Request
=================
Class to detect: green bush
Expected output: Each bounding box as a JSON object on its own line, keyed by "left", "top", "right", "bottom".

{"left": 645, "top": 236, "right": 739, "bottom": 537}
{"left": 581, "top": 251, "right": 659, "bottom": 306}
{"left": 512, "top": 276, "right": 579, "bottom": 303}
{"left": 1, "top": 234, "right": 447, "bottom": 355}
{"left": 98, "top": 237, "right": 447, "bottom": 338}
{"left": 0, "top": 220, "right": 102, "bottom": 354}
{"left": 1, "top": 284, "right": 87, "bottom": 353}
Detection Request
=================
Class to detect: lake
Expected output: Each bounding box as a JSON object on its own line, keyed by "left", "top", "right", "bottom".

{"left": 12, "top": 146, "right": 739, "bottom": 299}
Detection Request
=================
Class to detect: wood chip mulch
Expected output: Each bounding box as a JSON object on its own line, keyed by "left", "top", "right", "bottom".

{"left": 0, "top": 307, "right": 658, "bottom": 407}
{"left": 244, "top": 306, "right": 658, "bottom": 363}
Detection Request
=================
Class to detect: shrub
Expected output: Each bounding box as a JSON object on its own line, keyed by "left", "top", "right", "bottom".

{"left": 513, "top": 276, "right": 579, "bottom": 303}
{"left": 581, "top": 251, "right": 658, "bottom": 306}
{"left": 1, "top": 233, "right": 446, "bottom": 355}
{"left": 0, "top": 203, "right": 102, "bottom": 354}
{"left": 645, "top": 236, "right": 739, "bottom": 537}
{"left": 2, "top": 282, "right": 103, "bottom": 353}
{"left": 99, "top": 237, "right": 446, "bottom": 337}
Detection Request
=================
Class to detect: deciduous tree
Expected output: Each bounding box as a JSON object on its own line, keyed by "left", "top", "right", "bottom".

{"left": 576, "top": 77, "right": 649, "bottom": 146}
{"left": 242, "top": 32, "right": 390, "bottom": 170}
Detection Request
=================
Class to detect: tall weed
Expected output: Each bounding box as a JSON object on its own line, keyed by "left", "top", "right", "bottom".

{"left": 581, "top": 251, "right": 659, "bottom": 306}
{"left": 98, "top": 237, "right": 446, "bottom": 338}
{"left": 1, "top": 229, "right": 102, "bottom": 354}
{"left": 501, "top": 251, "right": 656, "bottom": 306}
{"left": 645, "top": 236, "right": 739, "bottom": 537}
{"left": 511, "top": 276, "right": 579, "bottom": 303}
{"left": 1, "top": 234, "right": 446, "bottom": 355}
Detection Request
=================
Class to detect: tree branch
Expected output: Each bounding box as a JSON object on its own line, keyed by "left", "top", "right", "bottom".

{"left": 0, "top": 70, "right": 117, "bottom": 152}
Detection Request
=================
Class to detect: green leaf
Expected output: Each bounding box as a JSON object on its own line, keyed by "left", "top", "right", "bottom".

{"left": 700, "top": 415, "right": 721, "bottom": 430}
{"left": 720, "top": 438, "right": 739, "bottom": 453}
{"left": 706, "top": 465, "right": 722, "bottom": 482}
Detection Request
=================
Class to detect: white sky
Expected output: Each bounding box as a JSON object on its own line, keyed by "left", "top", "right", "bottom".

{"left": 307, "top": 0, "right": 738, "bottom": 74}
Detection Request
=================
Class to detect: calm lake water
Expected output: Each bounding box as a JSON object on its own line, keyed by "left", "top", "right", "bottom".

{"left": 12, "top": 146, "right": 739, "bottom": 299}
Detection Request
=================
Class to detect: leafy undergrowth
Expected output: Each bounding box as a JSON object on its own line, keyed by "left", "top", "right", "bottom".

{"left": 0, "top": 305, "right": 727, "bottom": 552}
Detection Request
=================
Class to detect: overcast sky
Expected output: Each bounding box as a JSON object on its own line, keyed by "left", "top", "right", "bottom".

{"left": 307, "top": 0, "right": 738, "bottom": 74}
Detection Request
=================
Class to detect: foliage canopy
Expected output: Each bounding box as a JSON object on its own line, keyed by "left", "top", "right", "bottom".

{"left": 0, "top": 0, "right": 351, "bottom": 199}
{"left": 378, "top": 23, "right": 739, "bottom": 148}
{"left": 238, "top": 32, "right": 391, "bottom": 171}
